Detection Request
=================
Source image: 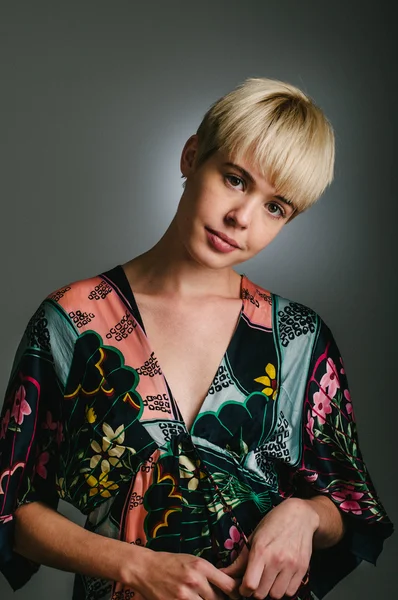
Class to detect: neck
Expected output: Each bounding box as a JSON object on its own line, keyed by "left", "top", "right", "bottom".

{"left": 123, "top": 218, "right": 242, "bottom": 300}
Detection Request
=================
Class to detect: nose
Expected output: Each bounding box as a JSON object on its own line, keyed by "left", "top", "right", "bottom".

{"left": 224, "top": 198, "right": 257, "bottom": 229}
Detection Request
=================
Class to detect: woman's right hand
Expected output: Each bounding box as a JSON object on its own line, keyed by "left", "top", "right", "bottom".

{"left": 127, "top": 547, "right": 241, "bottom": 600}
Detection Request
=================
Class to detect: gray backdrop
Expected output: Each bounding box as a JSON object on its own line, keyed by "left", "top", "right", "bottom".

{"left": 0, "top": 1, "right": 396, "bottom": 598}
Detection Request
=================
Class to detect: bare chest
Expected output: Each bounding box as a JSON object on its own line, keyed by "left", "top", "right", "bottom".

{"left": 135, "top": 295, "right": 242, "bottom": 430}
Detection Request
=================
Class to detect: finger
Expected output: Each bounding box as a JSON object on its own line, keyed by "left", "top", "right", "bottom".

{"left": 207, "top": 563, "right": 241, "bottom": 599}
{"left": 265, "top": 568, "right": 295, "bottom": 600}
{"left": 203, "top": 581, "right": 230, "bottom": 600}
{"left": 238, "top": 544, "right": 270, "bottom": 597}
{"left": 285, "top": 568, "right": 309, "bottom": 598}
{"left": 220, "top": 545, "right": 250, "bottom": 578}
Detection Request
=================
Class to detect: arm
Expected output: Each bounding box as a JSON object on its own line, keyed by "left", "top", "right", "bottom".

{"left": 305, "top": 494, "right": 346, "bottom": 549}
{"left": 13, "top": 501, "right": 140, "bottom": 584}
{"left": 13, "top": 501, "right": 239, "bottom": 600}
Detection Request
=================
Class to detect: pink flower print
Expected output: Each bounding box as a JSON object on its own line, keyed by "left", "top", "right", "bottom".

{"left": 11, "top": 385, "right": 32, "bottom": 425}
{"left": 35, "top": 451, "right": 50, "bottom": 479}
{"left": 42, "top": 412, "right": 63, "bottom": 446}
{"left": 312, "top": 390, "right": 332, "bottom": 425}
{"left": 304, "top": 472, "right": 319, "bottom": 483}
{"left": 344, "top": 389, "right": 354, "bottom": 418}
{"left": 0, "top": 514, "right": 13, "bottom": 524}
{"left": 56, "top": 422, "right": 64, "bottom": 446}
{"left": 305, "top": 410, "right": 315, "bottom": 444}
{"left": 0, "top": 409, "right": 11, "bottom": 440}
{"left": 224, "top": 525, "right": 244, "bottom": 562}
{"left": 331, "top": 485, "right": 364, "bottom": 515}
{"left": 42, "top": 411, "right": 57, "bottom": 431}
{"left": 320, "top": 358, "right": 340, "bottom": 399}
{"left": 339, "top": 357, "right": 345, "bottom": 375}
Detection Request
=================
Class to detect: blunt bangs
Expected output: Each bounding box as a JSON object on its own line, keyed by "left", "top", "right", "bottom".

{"left": 195, "top": 78, "right": 335, "bottom": 213}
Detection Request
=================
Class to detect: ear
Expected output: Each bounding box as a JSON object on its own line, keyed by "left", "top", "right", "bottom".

{"left": 180, "top": 134, "right": 199, "bottom": 177}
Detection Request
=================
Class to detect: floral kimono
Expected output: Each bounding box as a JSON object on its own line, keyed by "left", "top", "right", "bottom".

{"left": 0, "top": 265, "right": 393, "bottom": 600}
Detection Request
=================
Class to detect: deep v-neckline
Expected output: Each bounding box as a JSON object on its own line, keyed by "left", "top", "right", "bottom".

{"left": 104, "top": 264, "right": 246, "bottom": 435}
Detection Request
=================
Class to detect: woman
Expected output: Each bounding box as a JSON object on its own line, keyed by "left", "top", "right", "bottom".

{"left": 0, "top": 78, "right": 393, "bottom": 600}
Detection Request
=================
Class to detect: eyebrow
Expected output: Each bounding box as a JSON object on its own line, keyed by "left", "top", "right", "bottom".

{"left": 223, "top": 162, "right": 294, "bottom": 208}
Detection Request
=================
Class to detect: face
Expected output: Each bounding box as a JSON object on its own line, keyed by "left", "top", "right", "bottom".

{"left": 176, "top": 135, "right": 296, "bottom": 270}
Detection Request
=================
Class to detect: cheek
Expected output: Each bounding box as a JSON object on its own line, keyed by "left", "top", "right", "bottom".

{"left": 248, "top": 219, "right": 284, "bottom": 256}
{"left": 250, "top": 220, "right": 282, "bottom": 252}
{"left": 185, "top": 181, "right": 213, "bottom": 212}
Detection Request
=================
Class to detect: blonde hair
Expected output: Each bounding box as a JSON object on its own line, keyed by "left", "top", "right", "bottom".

{"left": 195, "top": 78, "right": 335, "bottom": 213}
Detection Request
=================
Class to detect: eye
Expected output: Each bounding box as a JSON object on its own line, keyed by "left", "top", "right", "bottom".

{"left": 265, "top": 202, "right": 285, "bottom": 219}
{"left": 225, "top": 174, "right": 246, "bottom": 191}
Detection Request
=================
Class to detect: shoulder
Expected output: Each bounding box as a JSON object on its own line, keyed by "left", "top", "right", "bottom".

{"left": 44, "top": 270, "right": 113, "bottom": 314}
{"left": 272, "top": 291, "right": 320, "bottom": 327}
{"left": 26, "top": 268, "right": 115, "bottom": 347}
{"left": 243, "top": 274, "right": 321, "bottom": 322}
{"left": 244, "top": 275, "right": 334, "bottom": 348}
{"left": 37, "top": 266, "right": 123, "bottom": 330}
{"left": 22, "top": 269, "right": 118, "bottom": 381}
{"left": 272, "top": 291, "right": 339, "bottom": 357}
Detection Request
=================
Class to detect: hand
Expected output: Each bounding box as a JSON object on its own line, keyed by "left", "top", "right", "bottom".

{"left": 132, "top": 548, "right": 241, "bottom": 600}
{"left": 220, "top": 499, "right": 319, "bottom": 599}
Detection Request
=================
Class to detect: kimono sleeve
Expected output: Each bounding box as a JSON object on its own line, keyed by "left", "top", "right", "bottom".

{"left": 296, "top": 319, "right": 394, "bottom": 599}
{"left": 0, "top": 300, "right": 65, "bottom": 590}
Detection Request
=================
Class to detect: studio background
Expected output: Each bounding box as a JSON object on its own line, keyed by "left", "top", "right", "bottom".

{"left": 0, "top": 1, "right": 396, "bottom": 598}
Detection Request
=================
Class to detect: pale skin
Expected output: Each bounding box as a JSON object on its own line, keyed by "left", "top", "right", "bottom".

{"left": 14, "top": 135, "right": 345, "bottom": 599}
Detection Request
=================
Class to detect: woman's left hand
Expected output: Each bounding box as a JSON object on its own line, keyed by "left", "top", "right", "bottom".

{"left": 220, "top": 498, "right": 319, "bottom": 599}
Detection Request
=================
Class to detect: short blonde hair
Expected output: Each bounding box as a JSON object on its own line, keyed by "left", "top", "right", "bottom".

{"left": 195, "top": 78, "right": 335, "bottom": 213}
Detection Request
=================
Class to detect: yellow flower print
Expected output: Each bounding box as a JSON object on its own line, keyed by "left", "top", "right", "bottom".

{"left": 254, "top": 363, "right": 278, "bottom": 400}
{"left": 56, "top": 475, "right": 67, "bottom": 499}
{"left": 85, "top": 471, "right": 118, "bottom": 498}
{"left": 179, "top": 454, "right": 207, "bottom": 491}
{"left": 85, "top": 405, "right": 97, "bottom": 423}
{"left": 90, "top": 422, "right": 131, "bottom": 471}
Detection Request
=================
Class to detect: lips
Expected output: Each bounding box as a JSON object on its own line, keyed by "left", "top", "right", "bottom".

{"left": 205, "top": 227, "right": 240, "bottom": 249}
